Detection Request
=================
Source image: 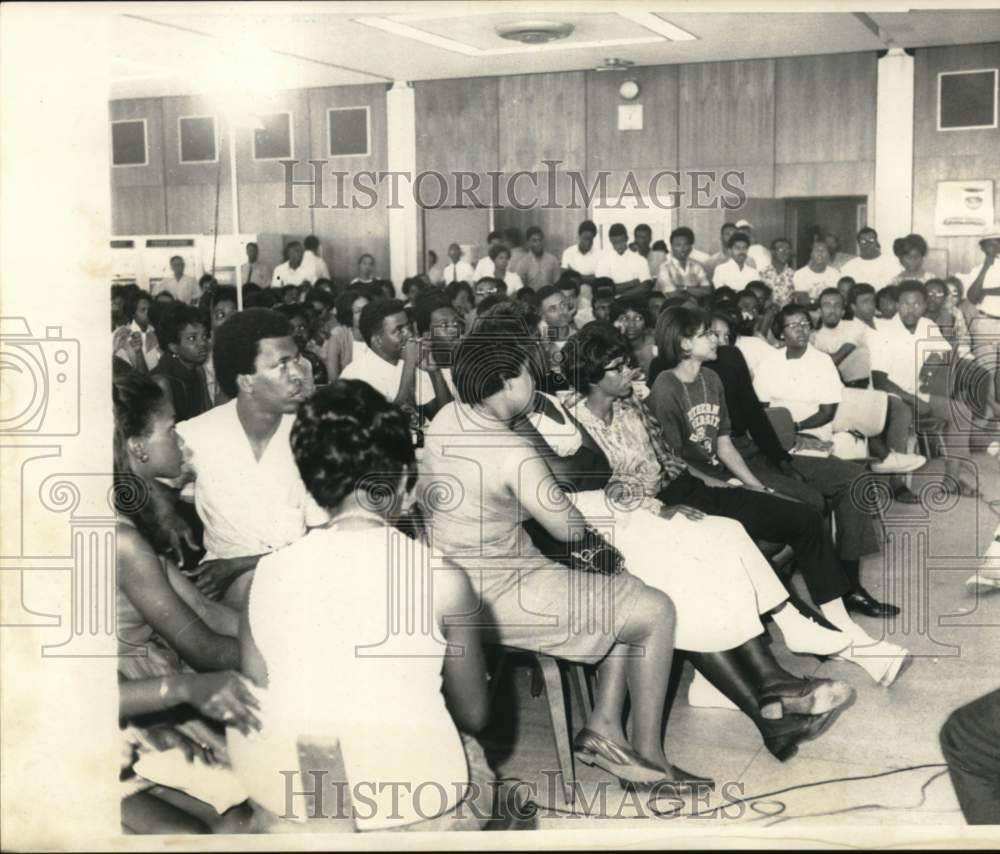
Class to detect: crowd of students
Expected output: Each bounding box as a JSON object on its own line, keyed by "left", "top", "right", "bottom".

{"left": 112, "top": 218, "right": 1000, "bottom": 832}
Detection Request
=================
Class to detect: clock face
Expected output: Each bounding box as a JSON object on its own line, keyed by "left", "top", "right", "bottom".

{"left": 619, "top": 79, "right": 640, "bottom": 100}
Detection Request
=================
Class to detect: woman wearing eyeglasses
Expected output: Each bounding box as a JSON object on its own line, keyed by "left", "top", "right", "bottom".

{"left": 649, "top": 305, "right": 911, "bottom": 688}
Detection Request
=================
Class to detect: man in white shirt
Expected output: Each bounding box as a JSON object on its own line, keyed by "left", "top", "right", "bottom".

{"left": 755, "top": 305, "right": 843, "bottom": 443}
{"left": 153, "top": 256, "right": 199, "bottom": 304}
{"left": 793, "top": 240, "right": 841, "bottom": 300}
{"left": 595, "top": 222, "right": 650, "bottom": 292}
{"left": 840, "top": 228, "right": 903, "bottom": 288}
{"left": 561, "top": 220, "right": 598, "bottom": 280}
{"left": 473, "top": 230, "right": 504, "bottom": 280}
{"left": 270, "top": 241, "right": 312, "bottom": 288}
{"left": 238, "top": 242, "right": 272, "bottom": 288}
{"left": 735, "top": 219, "right": 771, "bottom": 272}
{"left": 811, "top": 288, "right": 871, "bottom": 387}
{"left": 657, "top": 226, "right": 711, "bottom": 296}
{"left": 441, "top": 242, "right": 475, "bottom": 284}
{"left": 705, "top": 222, "right": 737, "bottom": 283}
{"left": 172, "top": 308, "right": 328, "bottom": 598}
{"left": 340, "top": 299, "right": 440, "bottom": 410}
{"left": 302, "top": 235, "right": 330, "bottom": 282}
{"left": 713, "top": 231, "right": 758, "bottom": 291}
{"left": 825, "top": 232, "right": 855, "bottom": 271}
{"left": 870, "top": 281, "right": 976, "bottom": 494}
{"left": 732, "top": 291, "right": 775, "bottom": 378}
{"left": 813, "top": 286, "right": 926, "bottom": 477}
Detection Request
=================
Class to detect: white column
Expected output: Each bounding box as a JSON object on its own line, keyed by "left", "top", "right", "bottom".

{"left": 386, "top": 81, "right": 419, "bottom": 285}
{"left": 873, "top": 48, "right": 915, "bottom": 240}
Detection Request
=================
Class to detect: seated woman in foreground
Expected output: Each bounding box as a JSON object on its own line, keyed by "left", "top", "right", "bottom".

{"left": 418, "top": 322, "right": 711, "bottom": 792}
{"left": 228, "top": 380, "right": 495, "bottom": 833}
{"left": 113, "top": 368, "right": 252, "bottom": 832}
{"left": 516, "top": 317, "right": 854, "bottom": 761}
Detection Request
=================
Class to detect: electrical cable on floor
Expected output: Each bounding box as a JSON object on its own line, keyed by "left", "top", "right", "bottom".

{"left": 516, "top": 763, "right": 952, "bottom": 822}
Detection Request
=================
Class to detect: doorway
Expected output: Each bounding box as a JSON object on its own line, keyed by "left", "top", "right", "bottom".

{"left": 785, "top": 196, "right": 867, "bottom": 267}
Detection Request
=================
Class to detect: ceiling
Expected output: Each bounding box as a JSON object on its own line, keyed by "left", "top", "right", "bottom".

{"left": 111, "top": 5, "right": 1000, "bottom": 99}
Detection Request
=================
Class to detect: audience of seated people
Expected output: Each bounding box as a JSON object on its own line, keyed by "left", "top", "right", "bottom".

{"left": 113, "top": 219, "right": 999, "bottom": 833}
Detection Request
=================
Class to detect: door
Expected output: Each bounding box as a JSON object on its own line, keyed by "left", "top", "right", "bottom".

{"left": 785, "top": 197, "right": 867, "bottom": 267}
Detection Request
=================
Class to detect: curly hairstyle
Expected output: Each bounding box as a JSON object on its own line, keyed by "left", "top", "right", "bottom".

{"left": 560, "top": 321, "right": 631, "bottom": 395}
{"left": 290, "top": 380, "right": 415, "bottom": 513}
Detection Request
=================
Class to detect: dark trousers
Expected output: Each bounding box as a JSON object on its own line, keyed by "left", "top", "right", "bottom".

{"left": 733, "top": 437, "right": 882, "bottom": 562}
{"left": 940, "top": 688, "right": 1000, "bottom": 824}
{"left": 659, "top": 472, "right": 852, "bottom": 607}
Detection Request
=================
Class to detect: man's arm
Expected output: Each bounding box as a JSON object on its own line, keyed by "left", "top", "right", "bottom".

{"left": 794, "top": 402, "right": 838, "bottom": 432}
{"left": 871, "top": 369, "right": 911, "bottom": 400}
{"left": 968, "top": 252, "right": 998, "bottom": 304}
{"left": 827, "top": 343, "right": 857, "bottom": 367}
{"left": 392, "top": 338, "right": 420, "bottom": 407}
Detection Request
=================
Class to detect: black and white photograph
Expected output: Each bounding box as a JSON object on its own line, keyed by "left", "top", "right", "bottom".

{"left": 2, "top": 2, "right": 1000, "bottom": 849}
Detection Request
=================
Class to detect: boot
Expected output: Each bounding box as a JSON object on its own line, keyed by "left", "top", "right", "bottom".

{"left": 736, "top": 635, "right": 854, "bottom": 718}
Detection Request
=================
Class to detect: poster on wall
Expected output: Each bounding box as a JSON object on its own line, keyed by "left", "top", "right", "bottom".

{"left": 934, "top": 180, "right": 995, "bottom": 236}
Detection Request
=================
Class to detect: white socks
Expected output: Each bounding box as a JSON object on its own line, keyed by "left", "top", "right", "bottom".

{"left": 819, "top": 598, "right": 873, "bottom": 644}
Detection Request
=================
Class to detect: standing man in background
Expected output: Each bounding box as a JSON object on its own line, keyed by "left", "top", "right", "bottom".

{"left": 302, "top": 235, "right": 330, "bottom": 283}
{"left": 154, "top": 255, "right": 199, "bottom": 304}
{"left": 239, "top": 242, "right": 272, "bottom": 288}
{"left": 270, "top": 241, "right": 312, "bottom": 288}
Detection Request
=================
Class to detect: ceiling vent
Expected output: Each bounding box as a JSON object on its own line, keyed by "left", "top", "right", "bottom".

{"left": 595, "top": 57, "right": 636, "bottom": 72}
{"left": 496, "top": 21, "right": 575, "bottom": 45}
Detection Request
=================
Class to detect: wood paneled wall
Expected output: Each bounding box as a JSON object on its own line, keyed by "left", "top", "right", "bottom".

{"left": 912, "top": 43, "right": 1000, "bottom": 276}
{"left": 112, "top": 45, "right": 999, "bottom": 280}
{"left": 413, "top": 51, "right": 881, "bottom": 264}
{"left": 109, "top": 84, "right": 390, "bottom": 282}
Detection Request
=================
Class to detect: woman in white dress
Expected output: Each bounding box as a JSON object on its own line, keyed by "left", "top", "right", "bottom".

{"left": 227, "top": 381, "right": 494, "bottom": 832}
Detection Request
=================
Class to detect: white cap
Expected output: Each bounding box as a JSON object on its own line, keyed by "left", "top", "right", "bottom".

{"left": 735, "top": 219, "right": 753, "bottom": 230}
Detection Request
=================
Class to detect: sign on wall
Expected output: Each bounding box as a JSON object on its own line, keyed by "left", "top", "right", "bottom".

{"left": 934, "top": 180, "right": 995, "bottom": 237}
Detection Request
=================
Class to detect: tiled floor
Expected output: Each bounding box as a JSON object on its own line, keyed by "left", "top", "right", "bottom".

{"left": 480, "top": 451, "right": 1000, "bottom": 833}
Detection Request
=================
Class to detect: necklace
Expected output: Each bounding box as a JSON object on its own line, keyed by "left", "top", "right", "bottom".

{"left": 677, "top": 371, "right": 708, "bottom": 418}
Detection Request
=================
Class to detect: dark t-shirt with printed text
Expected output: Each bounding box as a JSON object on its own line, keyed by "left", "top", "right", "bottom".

{"left": 649, "top": 367, "right": 731, "bottom": 478}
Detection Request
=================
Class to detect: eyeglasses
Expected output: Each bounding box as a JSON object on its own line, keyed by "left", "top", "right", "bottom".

{"left": 604, "top": 360, "right": 637, "bottom": 374}
{"left": 783, "top": 320, "right": 812, "bottom": 331}
{"left": 431, "top": 319, "right": 463, "bottom": 331}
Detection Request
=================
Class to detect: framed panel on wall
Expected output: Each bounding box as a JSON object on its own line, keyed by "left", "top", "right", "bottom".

{"left": 327, "top": 106, "right": 370, "bottom": 157}
{"left": 178, "top": 115, "right": 218, "bottom": 163}
{"left": 937, "top": 68, "right": 998, "bottom": 131}
{"left": 111, "top": 119, "right": 147, "bottom": 167}
{"left": 253, "top": 111, "right": 293, "bottom": 160}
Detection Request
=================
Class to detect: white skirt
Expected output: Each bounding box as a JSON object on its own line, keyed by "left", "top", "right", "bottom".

{"left": 569, "top": 491, "right": 788, "bottom": 652}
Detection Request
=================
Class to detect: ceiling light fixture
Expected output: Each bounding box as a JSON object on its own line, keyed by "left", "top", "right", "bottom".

{"left": 496, "top": 21, "right": 575, "bottom": 45}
